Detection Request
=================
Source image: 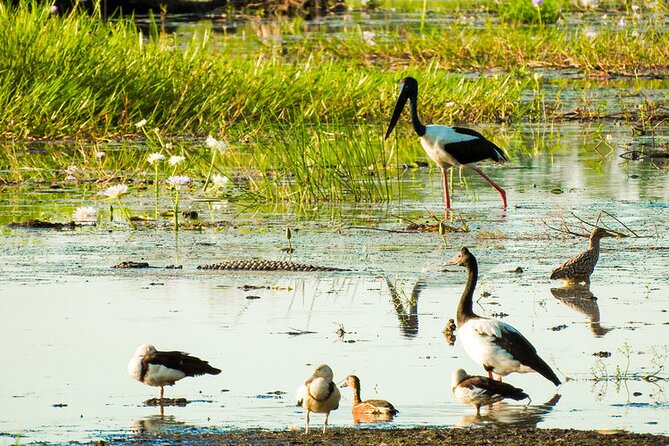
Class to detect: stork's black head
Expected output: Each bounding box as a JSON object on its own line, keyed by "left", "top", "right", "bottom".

{"left": 385, "top": 77, "right": 419, "bottom": 140}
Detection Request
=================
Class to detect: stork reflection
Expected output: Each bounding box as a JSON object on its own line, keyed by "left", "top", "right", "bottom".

{"left": 550, "top": 284, "right": 611, "bottom": 337}
{"left": 386, "top": 278, "right": 425, "bottom": 338}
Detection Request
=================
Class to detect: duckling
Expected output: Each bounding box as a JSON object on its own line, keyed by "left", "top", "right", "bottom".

{"left": 451, "top": 368, "right": 530, "bottom": 416}
{"left": 340, "top": 375, "right": 398, "bottom": 423}
{"left": 296, "top": 364, "right": 341, "bottom": 433}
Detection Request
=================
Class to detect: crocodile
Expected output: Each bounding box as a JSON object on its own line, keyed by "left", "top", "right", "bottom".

{"left": 197, "top": 259, "right": 349, "bottom": 272}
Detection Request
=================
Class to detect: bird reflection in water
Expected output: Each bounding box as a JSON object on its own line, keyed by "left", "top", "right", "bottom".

{"left": 443, "top": 318, "right": 457, "bottom": 346}
{"left": 386, "top": 278, "right": 425, "bottom": 338}
{"left": 131, "top": 411, "right": 187, "bottom": 435}
{"left": 550, "top": 284, "right": 612, "bottom": 337}
{"left": 455, "top": 393, "right": 561, "bottom": 428}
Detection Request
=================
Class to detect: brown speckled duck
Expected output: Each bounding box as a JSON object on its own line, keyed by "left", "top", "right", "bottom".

{"left": 550, "top": 227, "right": 615, "bottom": 284}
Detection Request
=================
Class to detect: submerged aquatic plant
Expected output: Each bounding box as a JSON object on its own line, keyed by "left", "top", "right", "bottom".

{"left": 100, "top": 184, "right": 135, "bottom": 229}
{"left": 165, "top": 175, "right": 191, "bottom": 231}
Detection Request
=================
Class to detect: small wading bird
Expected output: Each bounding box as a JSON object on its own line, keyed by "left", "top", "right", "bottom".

{"left": 127, "top": 344, "right": 221, "bottom": 400}
{"left": 340, "top": 375, "right": 398, "bottom": 423}
{"left": 446, "top": 247, "right": 561, "bottom": 386}
{"left": 385, "top": 77, "right": 508, "bottom": 215}
{"left": 296, "top": 364, "right": 341, "bottom": 434}
{"left": 451, "top": 368, "right": 530, "bottom": 416}
{"left": 550, "top": 227, "right": 615, "bottom": 284}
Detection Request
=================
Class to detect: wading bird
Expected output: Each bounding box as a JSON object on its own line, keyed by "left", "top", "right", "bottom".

{"left": 340, "top": 375, "right": 398, "bottom": 423}
{"left": 451, "top": 368, "right": 530, "bottom": 415}
{"left": 445, "top": 247, "right": 561, "bottom": 386}
{"left": 385, "top": 77, "right": 508, "bottom": 215}
{"left": 550, "top": 227, "right": 615, "bottom": 284}
{"left": 296, "top": 364, "right": 341, "bottom": 433}
{"left": 127, "top": 344, "right": 221, "bottom": 400}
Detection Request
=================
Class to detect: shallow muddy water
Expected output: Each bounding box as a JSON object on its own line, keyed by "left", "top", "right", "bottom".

{"left": 0, "top": 123, "right": 668, "bottom": 444}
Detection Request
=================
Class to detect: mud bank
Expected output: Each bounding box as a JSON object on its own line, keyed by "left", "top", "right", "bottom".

{"left": 101, "top": 427, "right": 669, "bottom": 446}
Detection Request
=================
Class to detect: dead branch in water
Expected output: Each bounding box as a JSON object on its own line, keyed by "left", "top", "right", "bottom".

{"left": 544, "top": 210, "right": 640, "bottom": 238}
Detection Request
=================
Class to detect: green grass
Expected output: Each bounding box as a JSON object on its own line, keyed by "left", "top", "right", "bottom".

{"left": 1, "top": 1, "right": 668, "bottom": 205}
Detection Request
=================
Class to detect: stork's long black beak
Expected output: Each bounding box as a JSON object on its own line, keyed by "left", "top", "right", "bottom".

{"left": 384, "top": 87, "right": 409, "bottom": 140}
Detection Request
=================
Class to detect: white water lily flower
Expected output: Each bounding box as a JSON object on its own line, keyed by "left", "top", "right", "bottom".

{"left": 101, "top": 184, "right": 129, "bottom": 199}
{"left": 166, "top": 175, "right": 191, "bottom": 190}
{"left": 147, "top": 152, "right": 166, "bottom": 165}
{"left": 73, "top": 206, "right": 98, "bottom": 223}
{"left": 363, "top": 31, "right": 376, "bottom": 46}
{"left": 65, "top": 165, "right": 80, "bottom": 176}
{"left": 205, "top": 135, "right": 228, "bottom": 153}
{"left": 212, "top": 173, "right": 229, "bottom": 188}
{"left": 135, "top": 119, "right": 147, "bottom": 128}
{"left": 168, "top": 155, "right": 186, "bottom": 166}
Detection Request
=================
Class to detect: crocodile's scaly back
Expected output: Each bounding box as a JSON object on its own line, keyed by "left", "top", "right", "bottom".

{"left": 197, "top": 259, "right": 348, "bottom": 272}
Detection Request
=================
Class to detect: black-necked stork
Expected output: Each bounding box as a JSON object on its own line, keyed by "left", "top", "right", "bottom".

{"left": 340, "top": 375, "right": 398, "bottom": 423}
{"left": 127, "top": 344, "right": 221, "bottom": 399}
{"left": 446, "top": 247, "right": 561, "bottom": 387}
{"left": 385, "top": 77, "right": 508, "bottom": 214}
{"left": 451, "top": 368, "right": 530, "bottom": 415}
{"left": 296, "top": 364, "right": 341, "bottom": 433}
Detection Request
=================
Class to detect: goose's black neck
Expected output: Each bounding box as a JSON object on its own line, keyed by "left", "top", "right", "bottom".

{"left": 457, "top": 256, "right": 479, "bottom": 326}
{"left": 408, "top": 95, "right": 427, "bottom": 137}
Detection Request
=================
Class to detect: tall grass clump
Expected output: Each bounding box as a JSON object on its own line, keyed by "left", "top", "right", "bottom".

{"left": 498, "top": 0, "right": 563, "bottom": 25}
{"left": 0, "top": 1, "right": 222, "bottom": 138}
{"left": 0, "top": 1, "right": 545, "bottom": 142}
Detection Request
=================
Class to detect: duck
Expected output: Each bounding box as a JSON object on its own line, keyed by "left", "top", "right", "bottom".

{"left": 550, "top": 227, "right": 615, "bottom": 284}
{"left": 451, "top": 368, "right": 530, "bottom": 415}
{"left": 340, "top": 375, "right": 398, "bottom": 423}
{"left": 445, "top": 247, "right": 561, "bottom": 386}
{"left": 127, "top": 344, "right": 221, "bottom": 400}
{"left": 296, "top": 364, "right": 341, "bottom": 433}
{"left": 385, "top": 76, "right": 508, "bottom": 215}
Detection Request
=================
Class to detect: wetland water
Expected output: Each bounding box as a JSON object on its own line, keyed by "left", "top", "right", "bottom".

{"left": 0, "top": 123, "right": 668, "bottom": 444}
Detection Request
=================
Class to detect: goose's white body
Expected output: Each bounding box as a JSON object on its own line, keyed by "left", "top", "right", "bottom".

{"left": 459, "top": 319, "right": 535, "bottom": 377}
{"left": 127, "top": 357, "right": 186, "bottom": 387}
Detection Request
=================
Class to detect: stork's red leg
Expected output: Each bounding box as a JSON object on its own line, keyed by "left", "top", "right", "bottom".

{"left": 441, "top": 167, "right": 451, "bottom": 213}
{"left": 470, "top": 166, "right": 507, "bottom": 208}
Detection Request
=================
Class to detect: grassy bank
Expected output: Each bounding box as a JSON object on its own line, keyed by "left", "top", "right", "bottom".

{"left": 2, "top": 2, "right": 668, "bottom": 140}
{"left": 1, "top": 1, "right": 667, "bottom": 204}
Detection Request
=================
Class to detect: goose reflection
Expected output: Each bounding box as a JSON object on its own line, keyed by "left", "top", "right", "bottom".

{"left": 386, "top": 278, "right": 424, "bottom": 338}
{"left": 455, "top": 393, "right": 561, "bottom": 428}
{"left": 550, "top": 284, "right": 611, "bottom": 337}
{"left": 131, "top": 413, "right": 187, "bottom": 435}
